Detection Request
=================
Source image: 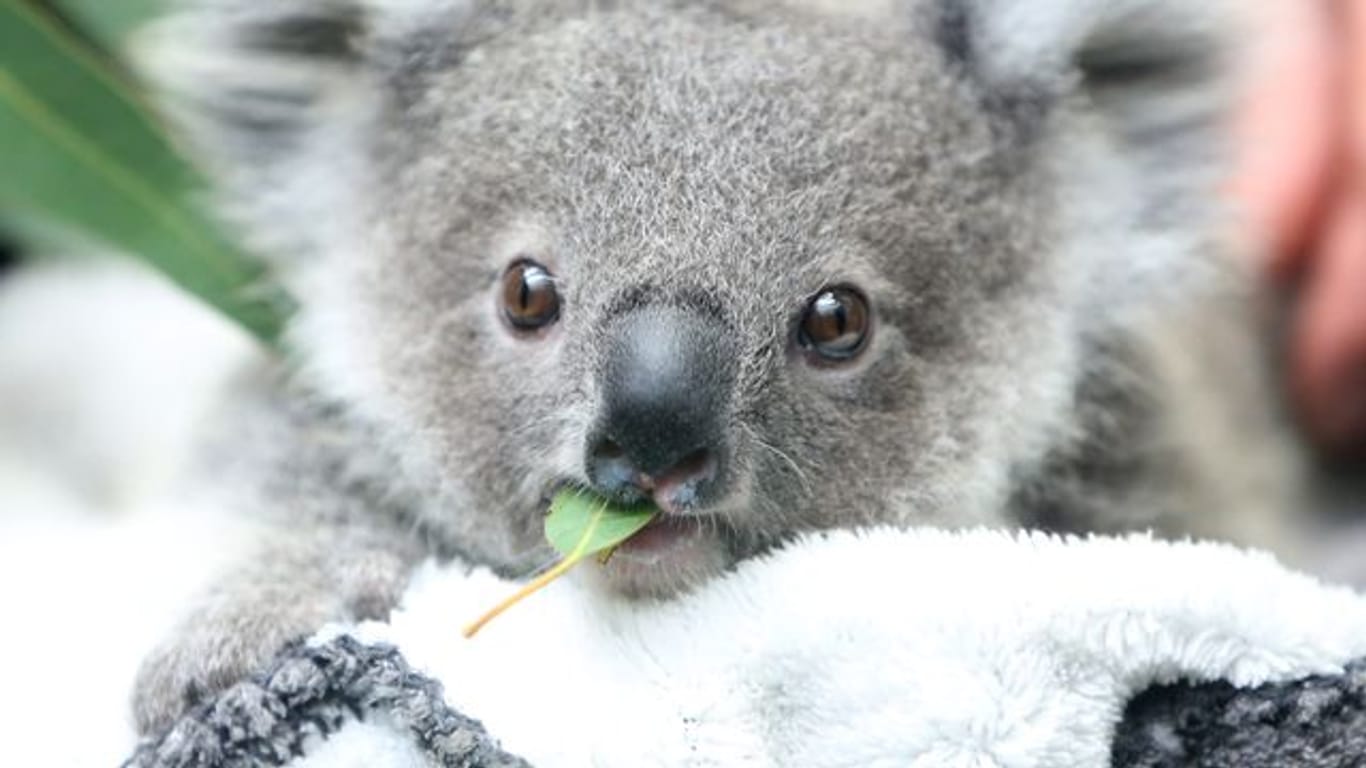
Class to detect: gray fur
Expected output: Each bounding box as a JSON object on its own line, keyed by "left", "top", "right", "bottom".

{"left": 132, "top": 0, "right": 1300, "bottom": 735}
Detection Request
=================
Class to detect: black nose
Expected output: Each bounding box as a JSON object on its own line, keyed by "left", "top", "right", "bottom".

{"left": 587, "top": 305, "right": 736, "bottom": 512}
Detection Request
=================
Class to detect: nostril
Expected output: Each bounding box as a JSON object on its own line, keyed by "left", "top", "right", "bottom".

{"left": 667, "top": 449, "right": 714, "bottom": 485}
{"left": 587, "top": 434, "right": 722, "bottom": 511}
{"left": 648, "top": 448, "right": 718, "bottom": 513}
{"left": 587, "top": 436, "right": 646, "bottom": 501}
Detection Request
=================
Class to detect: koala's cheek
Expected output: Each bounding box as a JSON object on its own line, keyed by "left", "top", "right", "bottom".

{"left": 743, "top": 395, "right": 913, "bottom": 522}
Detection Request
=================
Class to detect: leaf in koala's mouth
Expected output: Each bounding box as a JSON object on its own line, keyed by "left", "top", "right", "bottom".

{"left": 544, "top": 491, "right": 658, "bottom": 559}
{"left": 462, "top": 489, "right": 657, "bottom": 638}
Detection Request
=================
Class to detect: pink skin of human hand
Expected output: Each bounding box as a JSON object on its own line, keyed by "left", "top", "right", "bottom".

{"left": 1231, "top": 0, "right": 1366, "bottom": 451}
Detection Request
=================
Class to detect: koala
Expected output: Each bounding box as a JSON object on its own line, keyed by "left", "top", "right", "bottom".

{"left": 131, "top": 0, "right": 1301, "bottom": 735}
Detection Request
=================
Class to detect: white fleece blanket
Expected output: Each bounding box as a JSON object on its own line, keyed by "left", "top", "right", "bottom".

{"left": 278, "top": 528, "right": 1366, "bottom": 768}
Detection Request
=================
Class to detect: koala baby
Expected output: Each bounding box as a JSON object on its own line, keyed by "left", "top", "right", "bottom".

{"left": 133, "top": 0, "right": 1300, "bottom": 735}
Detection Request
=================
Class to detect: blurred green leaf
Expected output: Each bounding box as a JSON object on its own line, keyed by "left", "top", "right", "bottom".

{"left": 52, "top": 0, "right": 165, "bottom": 50}
{"left": 0, "top": 0, "right": 288, "bottom": 345}
{"left": 0, "top": 207, "right": 109, "bottom": 259}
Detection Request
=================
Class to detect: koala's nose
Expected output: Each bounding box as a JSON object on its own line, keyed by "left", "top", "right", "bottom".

{"left": 587, "top": 305, "right": 736, "bottom": 512}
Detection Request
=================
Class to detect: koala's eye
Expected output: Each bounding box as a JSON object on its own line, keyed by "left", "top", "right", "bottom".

{"left": 500, "top": 259, "right": 560, "bottom": 332}
{"left": 797, "top": 287, "right": 871, "bottom": 363}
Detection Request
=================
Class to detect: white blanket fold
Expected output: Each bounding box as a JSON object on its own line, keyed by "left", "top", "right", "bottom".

{"left": 278, "top": 528, "right": 1366, "bottom": 768}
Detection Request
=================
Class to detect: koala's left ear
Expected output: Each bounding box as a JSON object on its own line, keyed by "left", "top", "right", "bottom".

{"left": 925, "top": 0, "right": 1242, "bottom": 315}
{"left": 933, "top": 0, "right": 1235, "bottom": 163}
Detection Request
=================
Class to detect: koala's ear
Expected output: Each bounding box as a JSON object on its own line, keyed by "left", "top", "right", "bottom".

{"left": 934, "top": 0, "right": 1234, "bottom": 160}
{"left": 134, "top": 1, "right": 384, "bottom": 260}
{"left": 140, "top": 1, "right": 375, "bottom": 170}
{"left": 926, "top": 0, "right": 1242, "bottom": 315}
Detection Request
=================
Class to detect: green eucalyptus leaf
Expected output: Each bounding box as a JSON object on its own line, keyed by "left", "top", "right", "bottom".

{"left": 0, "top": 0, "right": 289, "bottom": 345}
{"left": 545, "top": 490, "right": 658, "bottom": 559}
{"left": 463, "top": 490, "right": 657, "bottom": 638}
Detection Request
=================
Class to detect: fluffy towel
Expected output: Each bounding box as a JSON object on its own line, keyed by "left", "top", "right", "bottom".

{"left": 129, "top": 528, "right": 1366, "bottom": 767}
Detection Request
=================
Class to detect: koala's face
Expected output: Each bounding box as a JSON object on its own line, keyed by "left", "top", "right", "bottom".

{"left": 337, "top": 4, "right": 1067, "bottom": 595}
{"left": 168, "top": 0, "right": 1226, "bottom": 596}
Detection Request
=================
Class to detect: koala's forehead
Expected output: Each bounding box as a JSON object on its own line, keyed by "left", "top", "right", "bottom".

{"left": 369, "top": 2, "right": 1033, "bottom": 314}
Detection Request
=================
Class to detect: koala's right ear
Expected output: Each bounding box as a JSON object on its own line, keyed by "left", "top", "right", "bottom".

{"left": 141, "top": 1, "right": 373, "bottom": 174}
{"left": 136, "top": 1, "right": 378, "bottom": 259}
{"left": 138, "top": 0, "right": 484, "bottom": 260}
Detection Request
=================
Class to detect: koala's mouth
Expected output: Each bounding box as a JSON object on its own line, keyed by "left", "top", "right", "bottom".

{"left": 537, "top": 478, "right": 762, "bottom": 598}
{"left": 595, "top": 514, "right": 734, "bottom": 597}
{"left": 613, "top": 514, "right": 718, "bottom": 559}
{"left": 539, "top": 479, "right": 728, "bottom": 560}
{"left": 534, "top": 486, "right": 742, "bottom": 597}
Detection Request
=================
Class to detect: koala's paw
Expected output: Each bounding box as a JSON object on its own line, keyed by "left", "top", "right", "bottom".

{"left": 130, "top": 538, "right": 415, "bottom": 736}
{"left": 130, "top": 601, "right": 327, "bottom": 737}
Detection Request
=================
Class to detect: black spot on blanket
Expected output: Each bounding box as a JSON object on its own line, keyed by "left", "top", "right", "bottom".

{"left": 0, "top": 235, "right": 18, "bottom": 277}
{"left": 1112, "top": 659, "right": 1366, "bottom": 767}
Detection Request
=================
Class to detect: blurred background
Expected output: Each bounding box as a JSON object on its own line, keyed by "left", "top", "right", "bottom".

{"left": 0, "top": 4, "right": 282, "bottom": 763}
{"left": 0, "top": 0, "right": 1364, "bottom": 764}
